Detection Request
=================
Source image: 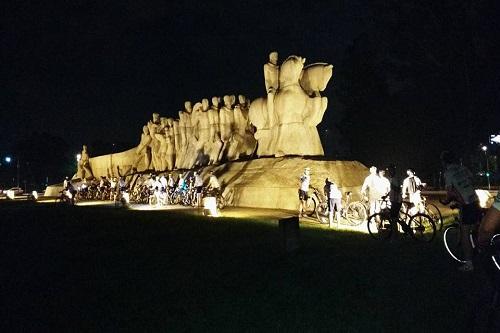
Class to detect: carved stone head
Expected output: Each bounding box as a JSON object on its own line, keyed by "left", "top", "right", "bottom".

{"left": 184, "top": 101, "right": 192, "bottom": 113}
{"left": 238, "top": 95, "right": 246, "bottom": 105}
{"left": 211, "top": 96, "right": 220, "bottom": 108}
{"left": 142, "top": 125, "right": 149, "bottom": 135}
{"left": 269, "top": 51, "right": 278, "bottom": 65}
{"left": 223, "top": 95, "right": 233, "bottom": 108}
{"left": 193, "top": 102, "right": 203, "bottom": 113}
{"left": 202, "top": 98, "right": 209, "bottom": 111}
{"left": 152, "top": 113, "right": 160, "bottom": 124}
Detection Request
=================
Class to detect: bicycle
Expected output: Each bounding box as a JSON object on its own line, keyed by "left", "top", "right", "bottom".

{"left": 443, "top": 202, "right": 493, "bottom": 265}
{"left": 367, "top": 196, "right": 436, "bottom": 242}
{"left": 55, "top": 190, "right": 75, "bottom": 205}
{"left": 400, "top": 196, "right": 443, "bottom": 231}
{"left": 302, "top": 187, "right": 320, "bottom": 217}
{"left": 315, "top": 191, "right": 368, "bottom": 226}
{"left": 422, "top": 195, "right": 443, "bottom": 230}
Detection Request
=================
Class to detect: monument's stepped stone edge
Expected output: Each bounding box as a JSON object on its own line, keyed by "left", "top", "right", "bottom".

{"left": 209, "top": 157, "right": 368, "bottom": 211}
{"left": 89, "top": 148, "right": 138, "bottom": 178}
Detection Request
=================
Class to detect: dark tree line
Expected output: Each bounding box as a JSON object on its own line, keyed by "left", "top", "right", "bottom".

{"left": 333, "top": 0, "right": 500, "bottom": 180}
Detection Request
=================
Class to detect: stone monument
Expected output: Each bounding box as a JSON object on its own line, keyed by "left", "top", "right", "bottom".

{"left": 75, "top": 145, "right": 93, "bottom": 180}
{"left": 63, "top": 52, "right": 363, "bottom": 212}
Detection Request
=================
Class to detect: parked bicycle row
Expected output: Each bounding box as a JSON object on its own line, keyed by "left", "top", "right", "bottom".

{"left": 58, "top": 170, "right": 226, "bottom": 209}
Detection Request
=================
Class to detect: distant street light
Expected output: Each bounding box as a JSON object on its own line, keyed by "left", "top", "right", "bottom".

{"left": 481, "top": 145, "right": 490, "bottom": 190}
{"left": 5, "top": 156, "right": 12, "bottom": 163}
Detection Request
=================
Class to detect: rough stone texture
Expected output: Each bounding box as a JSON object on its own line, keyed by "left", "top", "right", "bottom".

{"left": 88, "top": 148, "right": 138, "bottom": 178}
{"left": 202, "top": 157, "right": 368, "bottom": 211}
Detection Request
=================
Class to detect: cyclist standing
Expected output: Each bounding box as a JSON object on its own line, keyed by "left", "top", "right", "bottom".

{"left": 440, "top": 150, "right": 481, "bottom": 272}
{"left": 402, "top": 169, "right": 423, "bottom": 215}
{"left": 194, "top": 171, "right": 204, "bottom": 207}
{"left": 207, "top": 171, "right": 221, "bottom": 196}
{"left": 361, "top": 166, "right": 381, "bottom": 215}
{"left": 324, "top": 178, "right": 342, "bottom": 228}
{"left": 298, "top": 167, "right": 311, "bottom": 217}
{"left": 386, "top": 164, "right": 403, "bottom": 238}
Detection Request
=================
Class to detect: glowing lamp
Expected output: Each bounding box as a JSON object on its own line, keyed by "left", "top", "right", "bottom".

{"left": 203, "top": 197, "right": 219, "bottom": 217}
{"left": 5, "top": 156, "right": 12, "bottom": 163}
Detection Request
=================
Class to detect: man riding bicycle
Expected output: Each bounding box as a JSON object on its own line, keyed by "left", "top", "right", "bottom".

{"left": 440, "top": 150, "right": 481, "bottom": 272}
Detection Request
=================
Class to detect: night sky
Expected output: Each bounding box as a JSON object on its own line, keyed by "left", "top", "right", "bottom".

{"left": 3, "top": 0, "right": 499, "bottom": 177}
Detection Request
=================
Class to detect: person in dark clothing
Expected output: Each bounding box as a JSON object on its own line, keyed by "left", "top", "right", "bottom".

{"left": 386, "top": 164, "right": 402, "bottom": 238}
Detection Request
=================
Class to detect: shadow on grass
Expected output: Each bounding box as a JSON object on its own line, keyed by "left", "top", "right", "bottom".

{"left": 0, "top": 201, "right": 473, "bottom": 332}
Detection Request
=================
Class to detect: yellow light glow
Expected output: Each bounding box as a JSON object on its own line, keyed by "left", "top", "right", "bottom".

{"left": 203, "top": 197, "right": 219, "bottom": 217}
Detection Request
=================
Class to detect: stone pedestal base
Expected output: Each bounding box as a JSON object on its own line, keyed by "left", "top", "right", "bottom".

{"left": 202, "top": 157, "right": 368, "bottom": 211}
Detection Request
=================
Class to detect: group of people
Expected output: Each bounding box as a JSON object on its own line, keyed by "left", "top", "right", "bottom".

{"left": 64, "top": 170, "right": 222, "bottom": 208}
{"left": 297, "top": 151, "right": 500, "bottom": 275}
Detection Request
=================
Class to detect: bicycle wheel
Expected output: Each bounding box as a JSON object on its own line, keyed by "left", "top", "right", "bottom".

{"left": 217, "top": 195, "right": 226, "bottom": 210}
{"left": 149, "top": 195, "right": 157, "bottom": 206}
{"left": 443, "top": 224, "right": 465, "bottom": 263}
{"left": 346, "top": 202, "right": 367, "bottom": 226}
{"left": 490, "top": 234, "right": 500, "bottom": 271}
{"left": 304, "top": 197, "right": 316, "bottom": 217}
{"left": 409, "top": 213, "right": 436, "bottom": 242}
{"left": 425, "top": 203, "right": 443, "bottom": 231}
{"left": 315, "top": 202, "right": 330, "bottom": 224}
{"left": 367, "top": 213, "right": 392, "bottom": 240}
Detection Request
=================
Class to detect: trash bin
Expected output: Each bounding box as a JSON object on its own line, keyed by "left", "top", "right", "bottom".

{"left": 279, "top": 216, "right": 300, "bottom": 253}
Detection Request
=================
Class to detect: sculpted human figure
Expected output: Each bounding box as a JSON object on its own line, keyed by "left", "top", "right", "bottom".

{"left": 190, "top": 101, "right": 209, "bottom": 166}
{"left": 76, "top": 145, "right": 94, "bottom": 179}
{"left": 165, "top": 118, "right": 176, "bottom": 170}
{"left": 147, "top": 113, "right": 162, "bottom": 170}
{"left": 250, "top": 53, "right": 332, "bottom": 157}
{"left": 182, "top": 101, "right": 198, "bottom": 169}
{"left": 134, "top": 125, "right": 152, "bottom": 171}
{"left": 154, "top": 122, "right": 169, "bottom": 171}
{"left": 273, "top": 55, "right": 329, "bottom": 156}
{"left": 173, "top": 119, "right": 182, "bottom": 169}
{"left": 264, "top": 51, "right": 279, "bottom": 124}
{"left": 208, "top": 96, "right": 223, "bottom": 165}
{"left": 218, "top": 95, "right": 236, "bottom": 162}
{"left": 229, "top": 95, "right": 256, "bottom": 160}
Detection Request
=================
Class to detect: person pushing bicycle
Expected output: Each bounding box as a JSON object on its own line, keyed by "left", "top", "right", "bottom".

{"left": 440, "top": 150, "right": 481, "bottom": 272}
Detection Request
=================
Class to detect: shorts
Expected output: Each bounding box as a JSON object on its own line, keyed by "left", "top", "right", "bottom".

{"left": 329, "top": 198, "right": 342, "bottom": 212}
{"left": 196, "top": 186, "right": 203, "bottom": 194}
{"left": 298, "top": 189, "right": 308, "bottom": 201}
{"left": 460, "top": 201, "right": 482, "bottom": 225}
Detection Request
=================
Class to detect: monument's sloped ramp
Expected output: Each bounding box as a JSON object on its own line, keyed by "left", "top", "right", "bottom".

{"left": 206, "top": 157, "right": 367, "bottom": 211}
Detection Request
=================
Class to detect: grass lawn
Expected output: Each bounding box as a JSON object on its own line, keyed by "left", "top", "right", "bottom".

{"left": 0, "top": 201, "right": 480, "bottom": 332}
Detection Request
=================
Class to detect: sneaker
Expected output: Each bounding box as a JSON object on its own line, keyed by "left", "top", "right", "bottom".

{"left": 458, "top": 262, "right": 474, "bottom": 272}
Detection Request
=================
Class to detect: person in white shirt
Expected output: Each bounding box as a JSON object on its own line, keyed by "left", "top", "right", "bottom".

{"left": 376, "top": 168, "right": 391, "bottom": 208}
{"left": 324, "top": 178, "right": 342, "bottom": 227}
{"left": 298, "top": 167, "right": 311, "bottom": 217}
{"left": 361, "top": 166, "right": 382, "bottom": 215}
{"left": 402, "top": 169, "right": 423, "bottom": 215}
{"left": 160, "top": 175, "right": 168, "bottom": 191}
{"left": 194, "top": 171, "right": 204, "bottom": 207}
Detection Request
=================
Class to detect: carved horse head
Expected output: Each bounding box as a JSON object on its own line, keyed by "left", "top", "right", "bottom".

{"left": 279, "top": 55, "right": 306, "bottom": 87}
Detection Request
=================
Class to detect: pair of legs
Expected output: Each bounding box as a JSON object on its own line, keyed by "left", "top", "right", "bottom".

{"left": 196, "top": 186, "right": 203, "bottom": 207}
{"left": 389, "top": 201, "right": 403, "bottom": 238}
{"left": 298, "top": 190, "right": 308, "bottom": 216}
{"left": 369, "top": 199, "right": 381, "bottom": 216}
{"left": 460, "top": 202, "right": 482, "bottom": 270}
{"left": 328, "top": 198, "right": 342, "bottom": 228}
